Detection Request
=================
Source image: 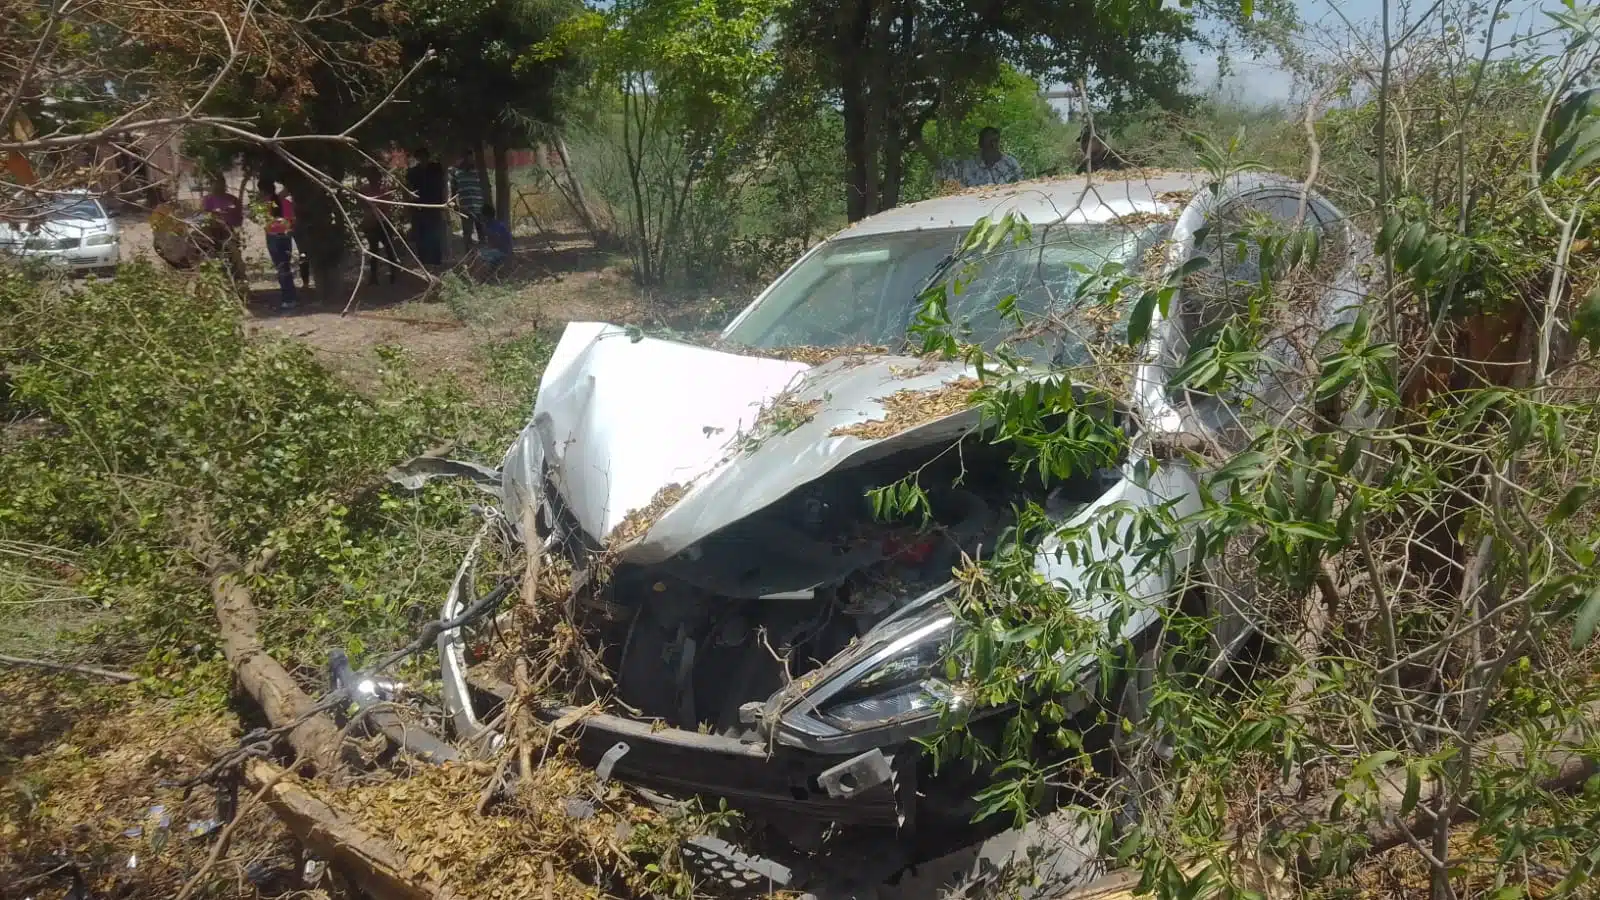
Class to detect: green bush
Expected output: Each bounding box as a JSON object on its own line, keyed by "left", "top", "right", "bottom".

{"left": 0, "top": 262, "right": 540, "bottom": 689}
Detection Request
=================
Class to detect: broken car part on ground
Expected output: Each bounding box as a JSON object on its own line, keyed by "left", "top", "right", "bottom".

{"left": 421, "top": 172, "right": 1374, "bottom": 895}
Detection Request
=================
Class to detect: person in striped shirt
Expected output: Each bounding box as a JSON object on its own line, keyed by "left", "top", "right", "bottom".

{"left": 450, "top": 156, "right": 486, "bottom": 251}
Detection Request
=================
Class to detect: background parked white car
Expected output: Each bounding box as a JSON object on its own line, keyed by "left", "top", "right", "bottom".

{"left": 0, "top": 192, "right": 121, "bottom": 276}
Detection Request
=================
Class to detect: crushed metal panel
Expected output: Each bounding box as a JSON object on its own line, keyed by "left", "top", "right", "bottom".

{"left": 620, "top": 351, "right": 982, "bottom": 565}
{"left": 503, "top": 321, "right": 989, "bottom": 562}
{"left": 502, "top": 322, "right": 809, "bottom": 542}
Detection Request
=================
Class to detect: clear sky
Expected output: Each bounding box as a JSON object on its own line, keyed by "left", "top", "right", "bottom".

{"left": 1185, "top": 0, "right": 1565, "bottom": 107}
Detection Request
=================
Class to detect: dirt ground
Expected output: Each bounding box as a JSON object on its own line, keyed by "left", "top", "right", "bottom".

{"left": 116, "top": 212, "right": 735, "bottom": 391}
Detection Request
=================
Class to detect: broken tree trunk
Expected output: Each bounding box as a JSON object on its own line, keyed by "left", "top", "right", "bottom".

{"left": 244, "top": 759, "right": 458, "bottom": 900}
{"left": 207, "top": 549, "right": 352, "bottom": 775}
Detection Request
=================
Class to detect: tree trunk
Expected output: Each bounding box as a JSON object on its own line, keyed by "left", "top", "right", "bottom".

{"left": 279, "top": 169, "right": 346, "bottom": 304}
{"left": 243, "top": 760, "right": 458, "bottom": 900}
{"left": 843, "top": 80, "right": 874, "bottom": 223}
{"left": 881, "top": 123, "right": 905, "bottom": 211}
{"left": 622, "top": 76, "right": 655, "bottom": 282}
{"left": 205, "top": 549, "right": 353, "bottom": 775}
{"left": 551, "top": 134, "right": 605, "bottom": 244}
{"left": 491, "top": 140, "right": 511, "bottom": 227}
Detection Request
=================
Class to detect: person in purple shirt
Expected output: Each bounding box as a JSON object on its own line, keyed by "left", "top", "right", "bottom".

{"left": 201, "top": 173, "right": 245, "bottom": 281}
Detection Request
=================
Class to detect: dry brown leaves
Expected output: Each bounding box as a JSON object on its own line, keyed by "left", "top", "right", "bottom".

{"left": 334, "top": 755, "right": 657, "bottom": 899}
{"left": 1110, "top": 210, "right": 1175, "bottom": 228}
{"left": 0, "top": 673, "right": 280, "bottom": 900}
{"left": 755, "top": 344, "right": 890, "bottom": 365}
{"left": 752, "top": 395, "right": 822, "bottom": 434}
{"left": 830, "top": 376, "right": 982, "bottom": 440}
{"left": 1348, "top": 829, "right": 1568, "bottom": 899}
{"left": 606, "top": 483, "right": 689, "bottom": 548}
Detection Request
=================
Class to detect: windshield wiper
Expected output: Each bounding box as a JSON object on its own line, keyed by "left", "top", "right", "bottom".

{"left": 891, "top": 250, "right": 962, "bottom": 351}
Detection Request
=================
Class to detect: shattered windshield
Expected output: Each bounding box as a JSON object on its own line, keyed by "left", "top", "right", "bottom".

{"left": 722, "top": 223, "right": 1148, "bottom": 359}
{"left": 48, "top": 198, "right": 105, "bottom": 221}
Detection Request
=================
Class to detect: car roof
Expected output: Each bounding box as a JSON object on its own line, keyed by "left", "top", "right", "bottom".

{"left": 831, "top": 170, "right": 1211, "bottom": 240}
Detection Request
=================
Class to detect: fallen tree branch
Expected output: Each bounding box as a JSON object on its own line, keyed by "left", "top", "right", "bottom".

{"left": 1054, "top": 700, "right": 1600, "bottom": 899}
{"left": 243, "top": 759, "right": 459, "bottom": 900}
{"left": 204, "top": 547, "right": 354, "bottom": 775}
{"left": 0, "top": 653, "right": 138, "bottom": 683}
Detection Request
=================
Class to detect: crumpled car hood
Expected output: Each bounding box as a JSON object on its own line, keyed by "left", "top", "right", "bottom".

{"left": 502, "top": 322, "right": 983, "bottom": 565}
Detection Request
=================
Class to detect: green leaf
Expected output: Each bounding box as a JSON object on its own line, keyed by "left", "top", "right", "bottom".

{"left": 1353, "top": 750, "right": 1399, "bottom": 780}
{"left": 1573, "top": 284, "right": 1600, "bottom": 354}
{"left": 1573, "top": 585, "right": 1600, "bottom": 649}
{"left": 1337, "top": 436, "right": 1365, "bottom": 475}
{"left": 1167, "top": 254, "right": 1211, "bottom": 285}
{"left": 1399, "top": 762, "right": 1422, "bottom": 816}
{"left": 1240, "top": 0, "right": 1253, "bottom": 17}
{"left": 1128, "top": 289, "right": 1159, "bottom": 346}
{"left": 1276, "top": 521, "right": 1338, "bottom": 542}
{"left": 1551, "top": 87, "right": 1599, "bottom": 144}
{"left": 984, "top": 213, "right": 1017, "bottom": 253}
{"left": 1397, "top": 222, "right": 1427, "bottom": 268}
{"left": 1212, "top": 450, "right": 1269, "bottom": 486}
{"left": 1549, "top": 483, "right": 1592, "bottom": 523}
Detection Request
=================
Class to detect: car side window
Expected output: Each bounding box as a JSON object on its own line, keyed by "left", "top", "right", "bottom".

{"left": 1183, "top": 190, "right": 1344, "bottom": 339}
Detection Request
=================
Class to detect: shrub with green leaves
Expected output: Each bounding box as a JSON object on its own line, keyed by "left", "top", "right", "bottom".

{"left": 0, "top": 263, "right": 546, "bottom": 690}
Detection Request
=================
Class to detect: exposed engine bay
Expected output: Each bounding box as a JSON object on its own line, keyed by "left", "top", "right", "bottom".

{"left": 578, "top": 430, "right": 1123, "bottom": 741}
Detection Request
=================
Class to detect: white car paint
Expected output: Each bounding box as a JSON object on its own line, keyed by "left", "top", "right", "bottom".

{"left": 0, "top": 194, "right": 121, "bottom": 275}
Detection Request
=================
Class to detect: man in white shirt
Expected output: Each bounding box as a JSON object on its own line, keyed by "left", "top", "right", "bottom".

{"left": 938, "top": 126, "right": 1025, "bottom": 188}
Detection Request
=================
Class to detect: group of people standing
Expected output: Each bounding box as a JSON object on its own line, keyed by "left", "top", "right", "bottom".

{"left": 199, "top": 174, "right": 305, "bottom": 309}
{"left": 391, "top": 148, "right": 512, "bottom": 274}
{"left": 199, "top": 147, "right": 515, "bottom": 311}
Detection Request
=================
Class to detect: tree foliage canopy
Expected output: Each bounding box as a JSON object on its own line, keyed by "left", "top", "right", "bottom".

{"left": 774, "top": 0, "right": 1295, "bottom": 219}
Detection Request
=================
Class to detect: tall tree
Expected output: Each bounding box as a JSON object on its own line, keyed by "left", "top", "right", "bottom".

{"left": 386, "top": 0, "right": 581, "bottom": 215}
{"left": 776, "top": 0, "right": 1290, "bottom": 220}
{"left": 539, "top": 0, "right": 782, "bottom": 283}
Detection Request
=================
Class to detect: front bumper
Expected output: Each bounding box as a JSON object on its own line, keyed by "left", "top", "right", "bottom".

{"left": 463, "top": 672, "right": 905, "bottom": 826}
{"left": 1, "top": 244, "right": 120, "bottom": 273}
{"left": 436, "top": 525, "right": 910, "bottom": 825}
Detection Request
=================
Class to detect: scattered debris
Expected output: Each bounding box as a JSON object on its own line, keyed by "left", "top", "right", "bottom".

{"left": 332, "top": 754, "right": 663, "bottom": 900}
{"left": 751, "top": 395, "right": 822, "bottom": 436}
{"left": 755, "top": 343, "right": 889, "bottom": 365}
{"left": 831, "top": 377, "right": 983, "bottom": 440}
{"left": 607, "top": 482, "right": 690, "bottom": 546}
{"left": 1109, "top": 210, "right": 1173, "bottom": 228}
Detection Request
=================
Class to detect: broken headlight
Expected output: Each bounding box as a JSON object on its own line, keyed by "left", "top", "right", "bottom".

{"left": 775, "top": 585, "right": 969, "bottom": 748}
{"left": 817, "top": 616, "right": 962, "bottom": 728}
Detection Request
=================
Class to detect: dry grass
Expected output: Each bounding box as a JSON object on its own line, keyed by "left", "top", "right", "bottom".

{"left": 0, "top": 673, "right": 292, "bottom": 900}
{"left": 607, "top": 483, "right": 690, "bottom": 547}
{"left": 831, "top": 376, "right": 982, "bottom": 440}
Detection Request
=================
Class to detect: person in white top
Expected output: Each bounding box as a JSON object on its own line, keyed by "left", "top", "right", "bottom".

{"left": 937, "top": 126, "right": 1025, "bottom": 188}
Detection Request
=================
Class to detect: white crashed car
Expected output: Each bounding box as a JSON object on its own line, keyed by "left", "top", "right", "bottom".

{"left": 434, "top": 172, "right": 1372, "bottom": 894}
{"left": 0, "top": 191, "right": 121, "bottom": 276}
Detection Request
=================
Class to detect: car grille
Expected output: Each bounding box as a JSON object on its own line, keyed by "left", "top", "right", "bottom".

{"left": 25, "top": 236, "right": 82, "bottom": 251}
